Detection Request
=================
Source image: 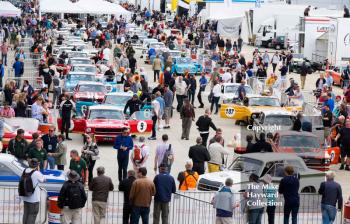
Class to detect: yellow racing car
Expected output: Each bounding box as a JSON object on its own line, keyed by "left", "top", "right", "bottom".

{"left": 220, "top": 95, "right": 301, "bottom": 125}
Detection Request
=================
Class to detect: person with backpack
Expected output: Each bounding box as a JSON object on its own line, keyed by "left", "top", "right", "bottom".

{"left": 131, "top": 136, "right": 150, "bottom": 171}
{"left": 154, "top": 134, "right": 174, "bottom": 173}
{"left": 8, "top": 129, "right": 28, "bottom": 162}
{"left": 114, "top": 127, "right": 134, "bottom": 181}
{"left": 58, "top": 170, "right": 87, "bottom": 224}
{"left": 19, "top": 158, "right": 45, "bottom": 224}
{"left": 177, "top": 160, "right": 199, "bottom": 191}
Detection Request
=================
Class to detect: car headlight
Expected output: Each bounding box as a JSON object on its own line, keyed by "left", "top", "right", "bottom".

{"left": 105, "top": 85, "right": 112, "bottom": 92}
{"left": 86, "top": 128, "right": 91, "bottom": 133}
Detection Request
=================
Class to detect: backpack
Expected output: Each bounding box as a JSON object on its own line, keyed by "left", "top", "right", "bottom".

{"left": 66, "top": 182, "right": 86, "bottom": 209}
{"left": 18, "top": 169, "right": 36, "bottom": 197}
{"left": 160, "top": 144, "right": 173, "bottom": 168}
{"left": 133, "top": 144, "right": 144, "bottom": 162}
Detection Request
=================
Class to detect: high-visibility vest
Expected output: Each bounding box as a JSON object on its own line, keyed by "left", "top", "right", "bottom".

{"left": 179, "top": 171, "right": 199, "bottom": 191}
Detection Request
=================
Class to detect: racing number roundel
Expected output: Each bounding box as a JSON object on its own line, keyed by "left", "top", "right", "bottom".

{"left": 137, "top": 121, "right": 147, "bottom": 133}
{"left": 225, "top": 107, "right": 235, "bottom": 117}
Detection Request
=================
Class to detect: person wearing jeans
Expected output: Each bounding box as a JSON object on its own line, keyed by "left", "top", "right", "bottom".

{"left": 130, "top": 167, "right": 156, "bottom": 224}
{"left": 41, "top": 127, "right": 58, "bottom": 169}
{"left": 245, "top": 174, "right": 264, "bottom": 224}
{"left": 210, "top": 81, "right": 221, "bottom": 114}
{"left": 153, "top": 164, "right": 176, "bottom": 224}
{"left": 319, "top": 171, "right": 343, "bottom": 224}
{"left": 279, "top": 166, "right": 300, "bottom": 224}
{"left": 113, "top": 127, "right": 134, "bottom": 182}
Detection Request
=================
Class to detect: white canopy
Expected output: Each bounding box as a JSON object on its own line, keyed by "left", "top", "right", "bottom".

{"left": 41, "top": 0, "right": 86, "bottom": 14}
{"left": 41, "top": 0, "right": 131, "bottom": 16}
{"left": 0, "top": 1, "right": 21, "bottom": 17}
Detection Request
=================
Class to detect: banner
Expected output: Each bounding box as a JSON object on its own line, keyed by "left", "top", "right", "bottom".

{"left": 216, "top": 17, "right": 243, "bottom": 38}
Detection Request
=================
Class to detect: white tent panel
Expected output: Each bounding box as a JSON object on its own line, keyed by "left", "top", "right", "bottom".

{"left": 41, "top": 0, "right": 86, "bottom": 13}
{"left": 0, "top": 1, "right": 21, "bottom": 17}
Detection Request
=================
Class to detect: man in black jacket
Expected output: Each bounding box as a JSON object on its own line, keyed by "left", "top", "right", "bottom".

{"left": 123, "top": 94, "right": 143, "bottom": 116}
{"left": 188, "top": 137, "right": 211, "bottom": 175}
{"left": 196, "top": 109, "right": 217, "bottom": 146}
{"left": 119, "top": 170, "right": 136, "bottom": 224}
{"left": 300, "top": 62, "right": 308, "bottom": 90}
{"left": 58, "top": 170, "right": 87, "bottom": 224}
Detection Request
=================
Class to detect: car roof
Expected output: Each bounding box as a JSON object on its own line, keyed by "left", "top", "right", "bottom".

{"left": 68, "top": 71, "right": 95, "bottom": 76}
{"left": 89, "top": 105, "right": 124, "bottom": 111}
{"left": 222, "top": 83, "right": 251, "bottom": 87}
{"left": 77, "top": 81, "right": 104, "bottom": 85}
{"left": 262, "top": 110, "right": 293, "bottom": 116}
{"left": 71, "top": 64, "right": 96, "bottom": 67}
{"left": 106, "top": 92, "right": 133, "bottom": 97}
{"left": 248, "top": 94, "right": 279, "bottom": 99}
{"left": 70, "top": 57, "right": 92, "bottom": 61}
{"left": 277, "top": 130, "right": 317, "bottom": 137}
{"left": 240, "top": 152, "right": 305, "bottom": 162}
{"left": 0, "top": 154, "right": 15, "bottom": 162}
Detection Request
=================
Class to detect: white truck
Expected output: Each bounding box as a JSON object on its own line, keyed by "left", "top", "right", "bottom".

{"left": 255, "top": 14, "right": 301, "bottom": 49}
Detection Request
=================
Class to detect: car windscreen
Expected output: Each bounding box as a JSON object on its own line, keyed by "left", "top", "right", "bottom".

{"left": 105, "top": 95, "right": 131, "bottom": 105}
{"left": 279, "top": 135, "right": 320, "bottom": 149}
{"left": 249, "top": 97, "right": 280, "bottom": 107}
{"left": 69, "top": 74, "right": 95, "bottom": 81}
{"left": 72, "top": 66, "right": 96, "bottom": 73}
{"left": 70, "top": 59, "right": 91, "bottom": 64}
{"left": 130, "top": 111, "right": 152, "bottom": 120}
{"left": 149, "top": 43, "right": 165, "bottom": 48}
{"left": 229, "top": 157, "right": 263, "bottom": 174}
{"left": 264, "top": 115, "right": 293, "bottom": 126}
{"left": 89, "top": 109, "right": 124, "bottom": 120}
{"left": 176, "top": 58, "right": 192, "bottom": 64}
{"left": 225, "top": 85, "right": 253, "bottom": 94}
{"left": 78, "top": 85, "right": 105, "bottom": 92}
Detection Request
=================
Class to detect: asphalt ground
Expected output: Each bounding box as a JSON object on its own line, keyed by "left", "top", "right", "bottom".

{"left": 4, "top": 40, "right": 350, "bottom": 198}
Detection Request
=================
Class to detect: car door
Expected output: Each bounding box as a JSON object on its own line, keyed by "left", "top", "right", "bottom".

{"left": 128, "top": 111, "right": 153, "bottom": 135}
{"left": 57, "top": 117, "right": 86, "bottom": 133}
{"left": 220, "top": 103, "right": 250, "bottom": 121}
{"left": 0, "top": 163, "right": 20, "bottom": 187}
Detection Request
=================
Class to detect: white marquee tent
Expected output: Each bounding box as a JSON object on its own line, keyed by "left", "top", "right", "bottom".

{"left": 40, "top": 0, "right": 131, "bottom": 16}
{"left": 0, "top": 1, "right": 21, "bottom": 17}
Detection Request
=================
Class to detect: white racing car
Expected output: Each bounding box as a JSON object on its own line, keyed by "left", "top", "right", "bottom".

{"left": 197, "top": 153, "right": 324, "bottom": 193}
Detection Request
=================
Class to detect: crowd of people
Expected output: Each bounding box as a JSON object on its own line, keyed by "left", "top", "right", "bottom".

{"left": 0, "top": 1, "right": 349, "bottom": 224}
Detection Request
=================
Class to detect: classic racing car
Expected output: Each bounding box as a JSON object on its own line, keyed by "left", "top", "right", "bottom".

{"left": 271, "top": 131, "right": 339, "bottom": 171}
{"left": 57, "top": 105, "right": 152, "bottom": 143}
{"left": 64, "top": 72, "right": 96, "bottom": 92}
{"left": 220, "top": 95, "right": 300, "bottom": 124}
{"left": 70, "top": 64, "right": 102, "bottom": 80}
{"left": 1, "top": 118, "right": 39, "bottom": 149}
{"left": 0, "top": 154, "right": 65, "bottom": 194}
{"left": 172, "top": 57, "right": 202, "bottom": 75}
{"left": 73, "top": 81, "right": 109, "bottom": 116}
{"left": 219, "top": 83, "right": 254, "bottom": 105}
{"left": 197, "top": 153, "right": 324, "bottom": 193}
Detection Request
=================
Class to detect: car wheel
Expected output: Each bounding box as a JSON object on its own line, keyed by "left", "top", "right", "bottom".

{"left": 301, "top": 186, "right": 316, "bottom": 193}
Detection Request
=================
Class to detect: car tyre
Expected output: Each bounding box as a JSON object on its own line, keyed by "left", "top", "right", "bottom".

{"left": 301, "top": 186, "right": 316, "bottom": 193}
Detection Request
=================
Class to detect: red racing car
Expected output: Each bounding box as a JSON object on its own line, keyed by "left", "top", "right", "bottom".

{"left": 57, "top": 105, "right": 152, "bottom": 143}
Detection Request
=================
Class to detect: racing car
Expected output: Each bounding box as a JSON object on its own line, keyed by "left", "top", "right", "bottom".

{"left": 197, "top": 153, "right": 324, "bottom": 193}
{"left": 57, "top": 105, "right": 153, "bottom": 143}
{"left": 64, "top": 72, "right": 96, "bottom": 93}
{"left": 73, "top": 81, "right": 110, "bottom": 116}
{"left": 220, "top": 95, "right": 301, "bottom": 124}
{"left": 172, "top": 57, "right": 202, "bottom": 75}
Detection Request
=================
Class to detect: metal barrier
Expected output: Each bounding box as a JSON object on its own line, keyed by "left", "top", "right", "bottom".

{"left": 6, "top": 77, "right": 44, "bottom": 90}
{"left": 79, "top": 191, "right": 343, "bottom": 224}
{"left": 0, "top": 186, "right": 344, "bottom": 224}
{"left": 0, "top": 186, "right": 48, "bottom": 224}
